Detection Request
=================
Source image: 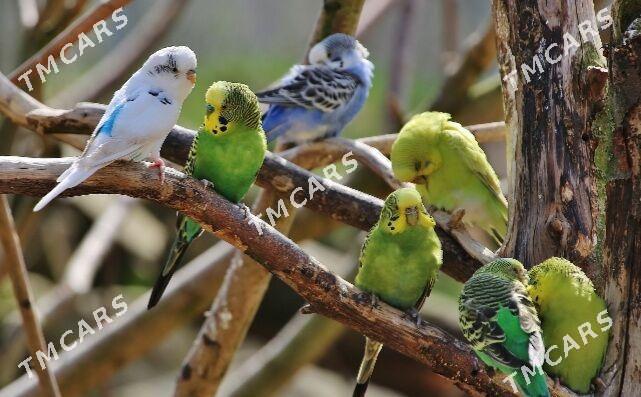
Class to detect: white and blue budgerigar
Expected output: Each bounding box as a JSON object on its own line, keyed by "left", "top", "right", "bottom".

{"left": 257, "top": 33, "right": 373, "bottom": 145}
{"left": 34, "top": 46, "right": 197, "bottom": 212}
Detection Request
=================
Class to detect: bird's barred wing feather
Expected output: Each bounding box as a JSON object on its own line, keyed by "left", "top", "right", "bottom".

{"left": 443, "top": 128, "right": 506, "bottom": 205}
{"left": 184, "top": 130, "right": 201, "bottom": 177}
{"left": 459, "top": 273, "right": 541, "bottom": 369}
{"left": 256, "top": 66, "right": 358, "bottom": 112}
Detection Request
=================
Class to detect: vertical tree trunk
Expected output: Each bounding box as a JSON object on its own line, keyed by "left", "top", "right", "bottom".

{"left": 492, "top": 0, "right": 603, "bottom": 277}
{"left": 599, "top": 2, "right": 641, "bottom": 395}
{"left": 494, "top": 0, "right": 641, "bottom": 395}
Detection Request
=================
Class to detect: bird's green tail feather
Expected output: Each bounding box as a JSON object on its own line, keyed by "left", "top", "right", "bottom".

{"left": 147, "top": 215, "right": 202, "bottom": 309}
{"left": 514, "top": 368, "right": 550, "bottom": 397}
{"left": 353, "top": 338, "right": 383, "bottom": 397}
{"left": 147, "top": 237, "right": 189, "bottom": 309}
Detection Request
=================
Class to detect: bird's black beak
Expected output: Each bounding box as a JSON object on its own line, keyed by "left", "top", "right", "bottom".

{"left": 405, "top": 206, "right": 419, "bottom": 226}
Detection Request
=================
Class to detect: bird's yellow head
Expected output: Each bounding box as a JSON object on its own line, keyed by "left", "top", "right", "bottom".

{"left": 379, "top": 187, "right": 435, "bottom": 234}
{"left": 391, "top": 112, "right": 450, "bottom": 185}
{"left": 527, "top": 257, "right": 592, "bottom": 310}
{"left": 203, "top": 81, "right": 262, "bottom": 136}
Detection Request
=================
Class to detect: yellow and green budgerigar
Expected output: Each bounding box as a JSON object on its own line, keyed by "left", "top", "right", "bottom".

{"left": 459, "top": 259, "right": 550, "bottom": 397}
{"left": 147, "top": 81, "right": 266, "bottom": 309}
{"left": 528, "top": 257, "right": 610, "bottom": 393}
{"left": 390, "top": 112, "right": 507, "bottom": 249}
{"left": 352, "top": 187, "right": 442, "bottom": 397}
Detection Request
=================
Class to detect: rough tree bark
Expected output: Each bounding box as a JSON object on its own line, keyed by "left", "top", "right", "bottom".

{"left": 599, "top": 2, "right": 641, "bottom": 396}
{"left": 495, "top": 0, "right": 641, "bottom": 396}
{"left": 493, "top": 0, "right": 603, "bottom": 277}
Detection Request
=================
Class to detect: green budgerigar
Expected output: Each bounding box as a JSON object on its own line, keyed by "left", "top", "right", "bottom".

{"left": 528, "top": 257, "right": 610, "bottom": 393}
{"left": 147, "top": 81, "right": 266, "bottom": 309}
{"left": 352, "top": 187, "right": 442, "bottom": 397}
{"left": 459, "top": 259, "right": 550, "bottom": 397}
{"left": 391, "top": 112, "right": 507, "bottom": 249}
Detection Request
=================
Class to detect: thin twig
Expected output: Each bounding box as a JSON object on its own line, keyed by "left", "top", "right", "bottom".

{"left": 356, "top": 0, "right": 400, "bottom": 37}
{"left": 50, "top": 0, "right": 190, "bottom": 106}
{"left": 17, "top": 0, "right": 39, "bottom": 29}
{"left": 0, "top": 196, "right": 61, "bottom": 397}
{"left": 430, "top": 19, "right": 496, "bottom": 114}
{"left": 0, "top": 241, "right": 237, "bottom": 397}
{"left": 9, "top": 0, "right": 134, "bottom": 85}
{"left": 0, "top": 216, "right": 353, "bottom": 396}
{"left": 439, "top": 0, "right": 459, "bottom": 67}
{"left": 0, "top": 196, "right": 136, "bottom": 370}
{"left": 386, "top": 0, "right": 417, "bottom": 129}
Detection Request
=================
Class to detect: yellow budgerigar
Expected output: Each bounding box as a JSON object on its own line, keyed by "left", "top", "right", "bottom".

{"left": 528, "top": 257, "right": 611, "bottom": 393}
{"left": 391, "top": 112, "right": 507, "bottom": 249}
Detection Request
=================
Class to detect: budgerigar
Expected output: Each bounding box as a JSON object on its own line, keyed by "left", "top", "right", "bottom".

{"left": 34, "top": 46, "right": 197, "bottom": 211}
{"left": 256, "top": 33, "right": 373, "bottom": 145}
{"left": 459, "top": 259, "right": 550, "bottom": 397}
{"left": 390, "top": 112, "right": 507, "bottom": 249}
{"left": 528, "top": 257, "right": 610, "bottom": 393}
{"left": 352, "top": 188, "right": 442, "bottom": 397}
{"left": 147, "top": 81, "right": 266, "bottom": 309}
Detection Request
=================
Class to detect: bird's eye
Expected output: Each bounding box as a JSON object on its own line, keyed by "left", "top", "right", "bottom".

{"left": 206, "top": 104, "right": 214, "bottom": 114}
{"left": 173, "top": 67, "right": 178, "bottom": 73}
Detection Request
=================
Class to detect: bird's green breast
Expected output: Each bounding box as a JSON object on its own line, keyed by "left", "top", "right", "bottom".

{"left": 536, "top": 282, "right": 609, "bottom": 393}
{"left": 355, "top": 226, "right": 442, "bottom": 310}
{"left": 192, "top": 126, "right": 266, "bottom": 203}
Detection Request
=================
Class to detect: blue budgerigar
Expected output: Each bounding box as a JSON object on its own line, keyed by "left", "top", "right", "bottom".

{"left": 256, "top": 33, "right": 373, "bottom": 144}
{"left": 33, "top": 46, "right": 197, "bottom": 211}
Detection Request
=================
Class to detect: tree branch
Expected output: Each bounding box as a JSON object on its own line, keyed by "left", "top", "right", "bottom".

{"left": 175, "top": 191, "right": 296, "bottom": 396}
{"left": 9, "top": 0, "right": 133, "bottom": 85}
{"left": 0, "top": 196, "right": 61, "bottom": 397}
{"left": 0, "top": 156, "right": 535, "bottom": 397}
{"left": 308, "top": 0, "right": 366, "bottom": 48}
{"left": 0, "top": 240, "right": 238, "bottom": 397}
{"left": 0, "top": 196, "right": 136, "bottom": 370}
{"left": 430, "top": 19, "right": 496, "bottom": 114}
{"left": 49, "top": 0, "right": 190, "bottom": 107}
{"left": 0, "top": 70, "right": 487, "bottom": 282}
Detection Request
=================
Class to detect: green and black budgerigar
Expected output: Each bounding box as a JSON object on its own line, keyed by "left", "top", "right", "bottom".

{"left": 147, "top": 81, "right": 266, "bottom": 309}
{"left": 459, "top": 258, "right": 550, "bottom": 397}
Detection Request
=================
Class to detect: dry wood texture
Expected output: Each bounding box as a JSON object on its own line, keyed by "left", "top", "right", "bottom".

{"left": 599, "top": 2, "right": 641, "bottom": 395}
{"left": 0, "top": 156, "right": 580, "bottom": 397}
{"left": 493, "top": 0, "right": 602, "bottom": 275}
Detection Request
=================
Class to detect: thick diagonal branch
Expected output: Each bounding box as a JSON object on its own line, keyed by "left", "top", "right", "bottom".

{"left": 0, "top": 156, "right": 578, "bottom": 397}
